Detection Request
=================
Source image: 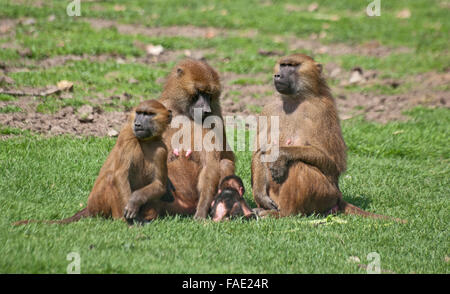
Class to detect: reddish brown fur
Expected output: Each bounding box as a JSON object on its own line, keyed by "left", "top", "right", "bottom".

{"left": 14, "top": 100, "right": 172, "bottom": 225}
{"left": 210, "top": 176, "right": 254, "bottom": 221}
{"left": 252, "top": 54, "right": 404, "bottom": 222}
{"left": 218, "top": 175, "right": 245, "bottom": 195}
{"left": 145, "top": 59, "right": 235, "bottom": 220}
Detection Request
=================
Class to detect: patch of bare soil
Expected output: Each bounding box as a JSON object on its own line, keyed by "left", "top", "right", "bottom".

{"left": 86, "top": 18, "right": 410, "bottom": 58}
{"left": 0, "top": 101, "right": 128, "bottom": 137}
{"left": 2, "top": 49, "right": 214, "bottom": 74}
{"left": 332, "top": 70, "right": 450, "bottom": 123}
{"left": 1, "top": 61, "right": 448, "bottom": 137}
{"left": 220, "top": 72, "right": 273, "bottom": 117}
{"left": 86, "top": 18, "right": 257, "bottom": 39}
{"left": 0, "top": 17, "right": 448, "bottom": 136}
{"left": 220, "top": 67, "right": 449, "bottom": 123}
{"left": 0, "top": 19, "right": 18, "bottom": 38}
{"left": 282, "top": 37, "right": 412, "bottom": 58}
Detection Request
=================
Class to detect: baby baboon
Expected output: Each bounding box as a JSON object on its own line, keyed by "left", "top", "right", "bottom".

{"left": 210, "top": 175, "right": 254, "bottom": 222}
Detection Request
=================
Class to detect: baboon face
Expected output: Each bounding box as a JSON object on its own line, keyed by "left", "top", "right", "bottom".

{"left": 188, "top": 91, "right": 213, "bottom": 121}
{"left": 133, "top": 111, "right": 155, "bottom": 139}
{"left": 170, "top": 59, "right": 221, "bottom": 122}
{"left": 133, "top": 100, "right": 172, "bottom": 140}
{"left": 273, "top": 54, "right": 323, "bottom": 96}
{"left": 274, "top": 63, "right": 299, "bottom": 95}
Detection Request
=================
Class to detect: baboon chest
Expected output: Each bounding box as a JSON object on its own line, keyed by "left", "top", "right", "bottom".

{"left": 275, "top": 105, "right": 313, "bottom": 146}
{"left": 129, "top": 153, "right": 156, "bottom": 191}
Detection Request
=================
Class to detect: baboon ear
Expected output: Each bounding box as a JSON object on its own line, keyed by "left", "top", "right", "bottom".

{"left": 316, "top": 63, "right": 323, "bottom": 73}
{"left": 176, "top": 67, "right": 184, "bottom": 77}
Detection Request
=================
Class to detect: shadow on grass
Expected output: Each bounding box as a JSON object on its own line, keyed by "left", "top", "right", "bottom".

{"left": 342, "top": 193, "right": 372, "bottom": 210}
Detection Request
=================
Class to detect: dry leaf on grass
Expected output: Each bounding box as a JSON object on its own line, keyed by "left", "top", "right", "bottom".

{"left": 57, "top": 80, "right": 74, "bottom": 92}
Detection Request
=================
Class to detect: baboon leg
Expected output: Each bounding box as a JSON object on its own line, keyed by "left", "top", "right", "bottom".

{"left": 86, "top": 173, "right": 125, "bottom": 219}
{"left": 277, "top": 163, "right": 339, "bottom": 217}
{"left": 195, "top": 161, "right": 220, "bottom": 219}
{"left": 251, "top": 151, "right": 278, "bottom": 210}
{"left": 254, "top": 208, "right": 281, "bottom": 218}
{"left": 219, "top": 158, "right": 235, "bottom": 183}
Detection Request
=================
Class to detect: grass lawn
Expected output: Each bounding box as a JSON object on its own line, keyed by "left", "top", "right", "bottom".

{"left": 1, "top": 108, "right": 448, "bottom": 273}
{"left": 0, "top": 0, "right": 448, "bottom": 273}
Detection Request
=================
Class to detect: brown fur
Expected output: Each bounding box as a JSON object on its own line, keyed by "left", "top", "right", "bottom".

{"left": 252, "top": 54, "right": 404, "bottom": 222}
{"left": 210, "top": 175, "right": 255, "bottom": 221}
{"left": 14, "top": 100, "right": 172, "bottom": 225}
{"left": 150, "top": 58, "right": 235, "bottom": 220}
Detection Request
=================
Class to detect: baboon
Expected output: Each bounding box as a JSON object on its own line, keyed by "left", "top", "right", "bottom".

{"left": 209, "top": 175, "right": 255, "bottom": 222}
{"left": 252, "top": 53, "right": 403, "bottom": 222}
{"left": 156, "top": 58, "right": 235, "bottom": 220}
{"left": 14, "top": 100, "right": 173, "bottom": 225}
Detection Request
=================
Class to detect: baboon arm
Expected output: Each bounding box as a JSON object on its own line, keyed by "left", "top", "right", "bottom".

{"left": 280, "top": 146, "right": 339, "bottom": 177}
{"left": 195, "top": 158, "right": 220, "bottom": 219}
{"left": 252, "top": 150, "right": 279, "bottom": 210}
{"left": 114, "top": 167, "right": 132, "bottom": 201}
{"left": 129, "top": 179, "right": 166, "bottom": 207}
{"left": 240, "top": 199, "right": 254, "bottom": 217}
{"left": 220, "top": 127, "right": 235, "bottom": 181}
{"left": 219, "top": 158, "right": 235, "bottom": 182}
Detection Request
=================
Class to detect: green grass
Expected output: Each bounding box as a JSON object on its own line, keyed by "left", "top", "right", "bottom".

{"left": 0, "top": 107, "right": 448, "bottom": 273}
{"left": 0, "top": 94, "right": 17, "bottom": 102}
{"left": 0, "top": 0, "right": 448, "bottom": 113}
{"left": 0, "top": 105, "right": 22, "bottom": 113}
{"left": 0, "top": 0, "right": 448, "bottom": 274}
{"left": 0, "top": 126, "right": 31, "bottom": 135}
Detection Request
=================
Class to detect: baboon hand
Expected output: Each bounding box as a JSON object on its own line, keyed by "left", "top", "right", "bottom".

{"left": 255, "top": 193, "right": 279, "bottom": 210}
{"left": 123, "top": 199, "right": 140, "bottom": 220}
{"left": 268, "top": 155, "right": 289, "bottom": 184}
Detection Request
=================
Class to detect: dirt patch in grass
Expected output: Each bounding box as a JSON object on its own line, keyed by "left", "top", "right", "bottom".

{"left": 284, "top": 37, "right": 412, "bottom": 58}
{"left": 1, "top": 61, "right": 449, "bottom": 137}
{"left": 220, "top": 72, "right": 273, "bottom": 116}
{"left": 0, "top": 17, "right": 448, "bottom": 136}
{"left": 223, "top": 72, "right": 449, "bottom": 124}
{"left": 332, "top": 70, "right": 450, "bottom": 122}
{"left": 2, "top": 49, "right": 214, "bottom": 73}
{"left": 86, "top": 18, "right": 258, "bottom": 39}
{"left": 0, "top": 102, "right": 127, "bottom": 137}
{"left": 86, "top": 18, "right": 411, "bottom": 58}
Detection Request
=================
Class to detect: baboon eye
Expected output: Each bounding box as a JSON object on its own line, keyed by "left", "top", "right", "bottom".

{"left": 280, "top": 63, "right": 300, "bottom": 68}
{"left": 194, "top": 91, "right": 208, "bottom": 100}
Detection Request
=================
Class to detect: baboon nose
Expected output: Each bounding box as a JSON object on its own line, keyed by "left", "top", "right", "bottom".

{"left": 274, "top": 74, "right": 283, "bottom": 81}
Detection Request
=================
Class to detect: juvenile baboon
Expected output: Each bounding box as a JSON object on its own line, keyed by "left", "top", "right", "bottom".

{"left": 209, "top": 175, "right": 254, "bottom": 222}
{"left": 252, "top": 53, "right": 403, "bottom": 222}
{"left": 157, "top": 59, "right": 235, "bottom": 219}
{"left": 14, "top": 100, "right": 173, "bottom": 225}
